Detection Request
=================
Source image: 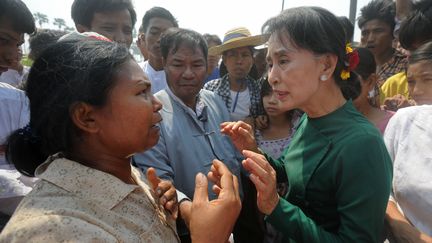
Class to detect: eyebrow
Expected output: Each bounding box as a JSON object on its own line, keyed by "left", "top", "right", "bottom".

{"left": 0, "top": 31, "right": 21, "bottom": 42}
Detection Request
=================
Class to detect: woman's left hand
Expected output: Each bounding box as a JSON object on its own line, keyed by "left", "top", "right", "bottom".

{"left": 147, "top": 168, "right": 178, "bottom": 219}
{"left": 242, "top": 150, "right": 279, "bottom": 215}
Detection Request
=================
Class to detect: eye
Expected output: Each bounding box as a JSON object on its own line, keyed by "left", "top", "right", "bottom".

{"left": 102, "top": 27, "right": 115, "bottom": 32}
{"left": 0, "top": 37, "right": 9, "bottom": 45}
{"left": 278, "top": 58, "right": 290, "bottom": 66}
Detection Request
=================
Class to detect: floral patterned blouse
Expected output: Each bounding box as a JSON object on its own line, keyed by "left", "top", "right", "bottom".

{"left": 0, "top": 155, "right": 179, "bottom": 242}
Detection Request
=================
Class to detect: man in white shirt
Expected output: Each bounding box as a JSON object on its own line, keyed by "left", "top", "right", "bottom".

{"left": 0, "top": 0, "right": 36, "bottom": 225}
{"left": 139, "top": 7, "right": 178, "bottom": 93}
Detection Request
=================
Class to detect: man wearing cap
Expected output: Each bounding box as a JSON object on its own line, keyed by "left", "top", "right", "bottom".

{"left": 204, "top": 27, "right": 267, "bottom": 122}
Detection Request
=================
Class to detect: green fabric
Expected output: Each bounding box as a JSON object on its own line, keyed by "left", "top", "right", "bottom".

{"left": 264, "top": 101, "right": 392, "bottom": 243}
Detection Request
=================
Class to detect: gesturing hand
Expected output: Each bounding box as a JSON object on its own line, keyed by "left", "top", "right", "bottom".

{"left": 220, "top": 121, "right": 259, "bottom": 153}
{"left": 147, "top": 168, "right": 178, "bottom": 219}
{"left": 189, "top": 160, "right": 241, "bottom": 243}
{"left": 242, "top": 150, "right": 279, "bottom": 215}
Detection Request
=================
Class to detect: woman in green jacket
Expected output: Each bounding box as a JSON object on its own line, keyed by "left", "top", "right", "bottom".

{"left": 221, "top": 6, "right": 393, "bottom": 243}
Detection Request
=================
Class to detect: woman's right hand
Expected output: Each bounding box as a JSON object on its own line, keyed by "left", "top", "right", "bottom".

{"left": 220, "top": 121, "right": 259, "bottom": 153}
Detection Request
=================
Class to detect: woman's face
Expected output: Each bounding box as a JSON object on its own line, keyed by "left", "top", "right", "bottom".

{"left": 262, "top": 91, "right": 285, "bottom": 117}
{"left": 207, "top": 41, "right": 221, "bottom": 70}
{"left": 407, "top": 60, "right": 432, "bottom": 105}
{"left": 353, "top": 74, "right": 376, "bottom": 108}
{"left": 223, "top": 46, "right": 254, "bottom": 81}
{"left": 93, "top": 59, "right": 162, "bottom": 156}
{"left": 266, "top": 32, "right": 323, "bottom": 111}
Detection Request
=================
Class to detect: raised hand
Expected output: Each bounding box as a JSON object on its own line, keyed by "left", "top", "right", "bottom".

{"left": 189, "top": 160, "right": 241, "bottom": 243}
{"left": 220, "top": 121, "right": 259, "bottom": 153}
{"left": 242, "top": 150, "right": 279, "bottom": 215}
{"left": 147, "top": 167, "right": 178, "bottom": 219}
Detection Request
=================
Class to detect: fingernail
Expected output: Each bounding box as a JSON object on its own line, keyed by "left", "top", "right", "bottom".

{"left": 196, "top": 173, "right": 206, "bottom": 184}
{"left": 156, "top": 188, "right": 162, "bottom": 196}
{"left": 160, "top": 197, "right": 166, "bottom": 205}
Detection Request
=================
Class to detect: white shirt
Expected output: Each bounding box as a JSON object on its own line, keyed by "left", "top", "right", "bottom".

{"left": 0, "top": 83, "right": 34, "bottom": 213}
{"left": 141, "top": 61, "right": 167, "bottom": 94}
{"left": 229, "top": 87, "right": 250, "bottom": 121}
{"left": 384, "top": 105, "right": 432, "bottom": 235}
{"left": 0, "top": 83, "right": 29, "bottom": 164}
{"left": 0, "top": 67, "right": 29, "bottom": 87}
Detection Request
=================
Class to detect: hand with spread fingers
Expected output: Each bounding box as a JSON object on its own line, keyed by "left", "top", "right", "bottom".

{"left": 220, "top": 121, "right": 259, "bottom": 153}
{"left": 189, "top": 160, "right": 242, "bottom": 243}
{"left": 147, "top": 168, "right": 178, "bottom": 219}
{"left": 241, "top": 150, "right": 279, "bottom": 215}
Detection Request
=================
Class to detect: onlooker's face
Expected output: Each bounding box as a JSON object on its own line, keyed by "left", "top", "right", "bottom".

{"left": 90, "top": 59, "right": 162, "bottom": 156}
{"left": 223, "top": 46, "right": 253, "bottom": 81}
{"left": 407, "top": 60, "right": 432, "bottom": 105}
{"left": 262, "top": 91, "right": 284, "bottom": 117}
{"left": 144, "top": 17, "right": 175, "bottom": 62}
{"left": 353, "top": 74, "right": 377, "bottom": 108}
{"left": 254, "top": 48, "right": 267, "bottom": 78}
{"left": 164, "top": 44, "right": 207, "bottom": 106}
{"left": 266, "top": 33, "right": 325, "bottom": 112}
{"left": 207, "top": 40, "right": 221, "bottom": 70}
{"left": 85, "top": 9, "right": 133, "bottom": 48}
{"left": 0, "top": 18, "right": 24, "bottom": 74}
{"left": 360, "top": 19, "right": 394, "bottom": 58}
{"left": 136, "top": 33, "right": 148, "bottom": 60}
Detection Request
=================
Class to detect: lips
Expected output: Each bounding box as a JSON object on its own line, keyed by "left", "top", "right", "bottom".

{"left": 273, "top": 90, "right": 289, "bottom": 100}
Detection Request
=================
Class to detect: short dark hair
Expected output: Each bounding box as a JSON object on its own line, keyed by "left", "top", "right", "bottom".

{"left": 354, "top": 47, "right": 377, "bottom": 80}
{"left": 399, "top": 0, "right": 432, "bottom": 50}
{"left": 6, "top": 39, "right": 133, "bottom": 176}
{"left": 262, "top": 6, "right": 360, "bottom": 100}
{"left": 408, "top": 41, "right": 432, "bottom": 65}
{"left": 358, "top": 0, "right": 396, "bottom": 32}
{"left": 337, "top": 16, "right": 354, "bottom": 43}
{"left": 0, "top": 0, "right": 35, "bottom": 34}
{"left": 203, "top": 34, "right": 222, "bottom": 46}
{"left": 160, "top": 28, "right": 208, "bottom": 63}
{"left": 141, "top": 7, "right": 178, "bottom": 33}
{"left": 71, "top": 0, "right": 137, "bottom": 28}
{"left": 29, "top": 29, "right": 69, "bottom": 60}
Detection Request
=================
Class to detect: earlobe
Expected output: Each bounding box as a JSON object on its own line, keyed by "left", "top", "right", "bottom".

{"left": 320, "top": 54, "right": 337, "bottom": 80}
{"left": 70, "top": 102, "right": 99, "bottom": 134}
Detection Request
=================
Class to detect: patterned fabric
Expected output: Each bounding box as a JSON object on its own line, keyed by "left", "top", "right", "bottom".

{"left": 203, "top": 74, "right": 264, "bottom": 118}
{"left": 377, "top": 50, "right": 408, "bottom": 87}
{"left": 0, "top": 155, "right": 179, "bottom": 242}
{"left": 255, "top": 113, "right": 301, "bottom": 159}
{"left": 371, "top": 50, "right": 407, "bottom": 106}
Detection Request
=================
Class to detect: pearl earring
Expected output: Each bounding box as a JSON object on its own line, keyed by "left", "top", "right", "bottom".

{"left": 320, "top": 75, "right": 328, "bottom": 81}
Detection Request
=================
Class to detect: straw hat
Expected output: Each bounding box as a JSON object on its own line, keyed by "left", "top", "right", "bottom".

{"left": 208, "top": 27, "right": 268, "bottom": 55}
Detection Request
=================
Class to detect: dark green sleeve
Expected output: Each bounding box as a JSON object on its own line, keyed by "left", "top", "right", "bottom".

{"left": 266, "top": 134, "right": 393, "bottom": 242}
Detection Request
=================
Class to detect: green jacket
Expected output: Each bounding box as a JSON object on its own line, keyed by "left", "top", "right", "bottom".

{"left": 265, "top": 101, "right": 392, "bottom": 242}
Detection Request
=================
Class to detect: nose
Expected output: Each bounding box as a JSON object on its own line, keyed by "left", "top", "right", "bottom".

{"left": 152, "top": 96, "right": 163, "bottom": 112}
{"left": 111, "top": 29, "right": 131, "bottom": 47}
{"left": 268, "top": 93, "right": 278, "bottom": 104}
{"left": 182, "top": 65, "right": 195, "bottom": 79}
{"left": 267, "top": 65, "right": 279, "bottom": 86}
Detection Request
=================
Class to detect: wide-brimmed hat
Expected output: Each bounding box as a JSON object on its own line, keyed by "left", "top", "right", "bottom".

{"left": 208, "top": 27, "right": 268, "bottom": 55}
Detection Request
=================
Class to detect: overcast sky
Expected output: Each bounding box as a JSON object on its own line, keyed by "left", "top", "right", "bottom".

{"left": 23, "top": 0, "right": 371, "bottom": 42}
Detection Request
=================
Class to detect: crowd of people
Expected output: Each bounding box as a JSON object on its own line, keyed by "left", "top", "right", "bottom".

{"left": 0, "top": 0, "right": 431, "bottom": 242}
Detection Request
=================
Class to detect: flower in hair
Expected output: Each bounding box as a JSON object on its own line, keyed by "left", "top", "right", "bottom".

{"left": 340, "top": 43, "right": 360, "bottom": 80}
